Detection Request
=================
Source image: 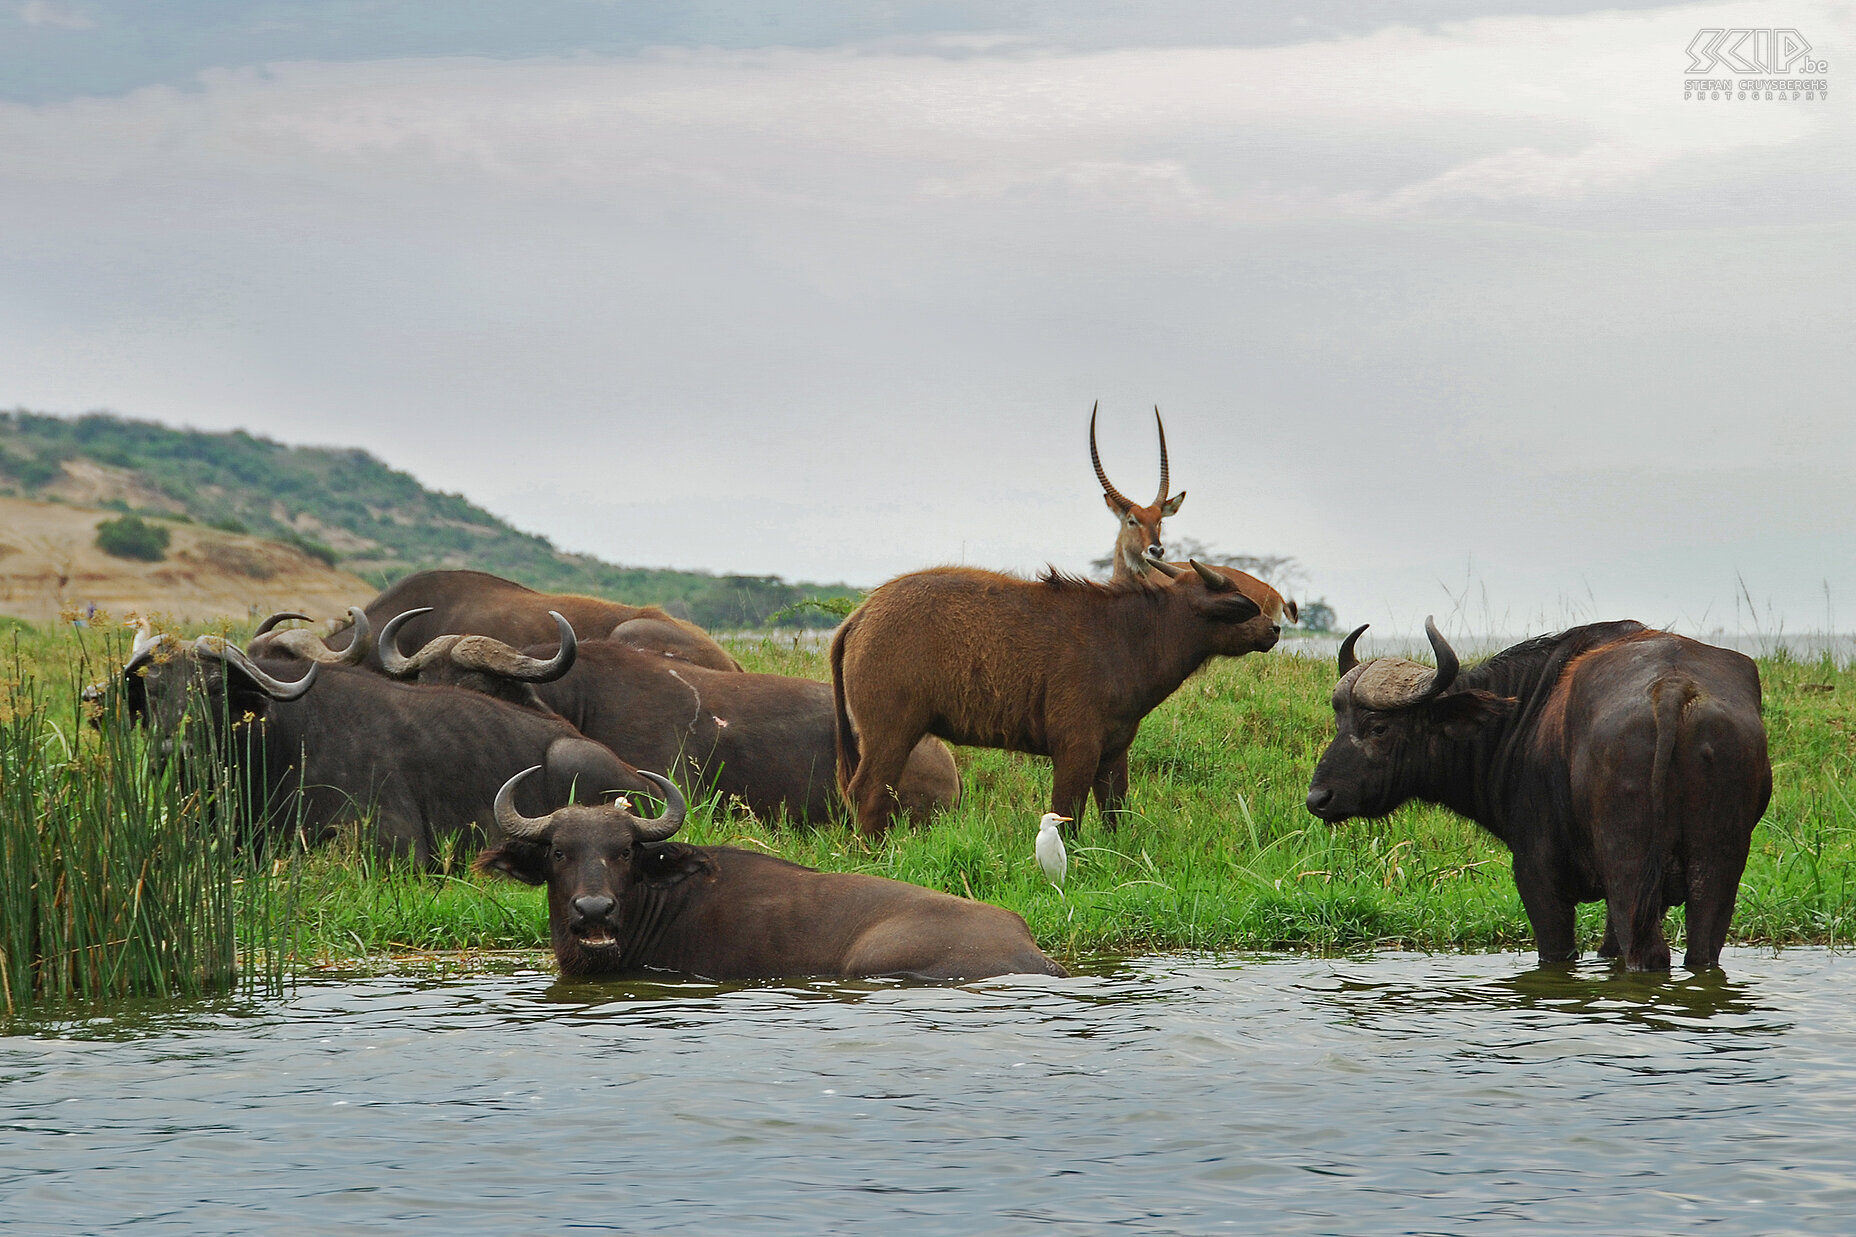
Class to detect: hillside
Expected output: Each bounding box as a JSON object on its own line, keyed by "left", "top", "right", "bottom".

{"left": 0, "top": 410, "right": 858, "bottom": 629}
{"left": 0, "top": 494, "right": 376, "bottom": 626}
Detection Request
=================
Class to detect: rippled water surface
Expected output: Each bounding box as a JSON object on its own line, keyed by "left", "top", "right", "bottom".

{"left": 4, "top": 950, "right": 1854, "bottom": 1234}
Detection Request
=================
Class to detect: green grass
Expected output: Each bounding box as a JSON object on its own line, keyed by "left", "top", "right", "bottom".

{"left": 4, "top": 618, "right": 1854, "bottom": 977}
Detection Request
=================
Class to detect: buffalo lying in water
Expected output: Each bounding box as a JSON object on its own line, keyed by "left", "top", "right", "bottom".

{"left": 477, "top": 767, "right": 1065, "bottom": 981}
{"left": 1305, "top": 619, "right": 1771, "bottom": 971}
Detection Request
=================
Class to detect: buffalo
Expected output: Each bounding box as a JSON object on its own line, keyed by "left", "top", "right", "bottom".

{"left": 337, "top": 569, "right": 743, "bottom": 672}
{"left": 477, "top": 766, "right": 1065, "bottom": 981}
{"left": 1305, "top": 618, "right": 1771, "bottom": 971}
{"left": 380, "top": 621, "right": 960, "bottom": 826}
{"left": 832, "top": 560, "right": 1286, "bottom": 835}
{"left": 123, "top": 613, "right": 650, "bottom": 865}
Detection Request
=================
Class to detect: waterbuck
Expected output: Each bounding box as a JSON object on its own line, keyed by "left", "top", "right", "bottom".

{"left": 1090, "top": 402, "right": 1184, "bottom": 582}
{"left": 831, "top": 560, "right": 1285, "bottom": 836}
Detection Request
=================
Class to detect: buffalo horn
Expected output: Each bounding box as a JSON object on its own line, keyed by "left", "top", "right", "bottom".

{"left": 1088, "top": 402, "right": 1136, "bottom": 513}
{"left": 447, "top": 611, "right": 578, "bottom": 682}
{"left": 194, "top": 636, "right": 319, "bottom": 700}
{"left": 629, "top": 770, "right": 686, "bottom": 843}
{"left": 1349, "top": 616, "right": 1462, "bottom": 711}
{"left": 253, "top": 612, "right": 312, "bottom": 637}
{"left": 377, "top": 608, "right": 442, "bottom": 677}
{"left": 1153, "top": 405, "right": 1170, "bottom": 506}
{"left": 1337, "top": 624, "right": 1368, "bottom": 677}
{"left": 493, "top": 765, "right": 553, "bottom": 839}
{"left": 264, "top": 607, "right": 376, "bottom": 666}
{"left": 1188, "top": 559, "right": 1236, "bottom": 592}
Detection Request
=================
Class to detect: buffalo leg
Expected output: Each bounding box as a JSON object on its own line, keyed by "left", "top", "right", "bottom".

{"left": 1513, "top": 859, "right": 1578, "bottom": 963}
{"left": 849, "top": 723, "right": 929, "bottom": 838}
{"left": 1050, "top": 738, "right": 1105, "bottom": 829}
{"left": 1682, "top": 844, "right": 1751, "bottom": 971}
{"left": 1091, "top": 749, "right": 1130, "bottom": 830}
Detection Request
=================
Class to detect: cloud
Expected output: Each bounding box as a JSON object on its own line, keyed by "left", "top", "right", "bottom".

{"left": 17, "top": 1, "right": 93, "bottom": 30}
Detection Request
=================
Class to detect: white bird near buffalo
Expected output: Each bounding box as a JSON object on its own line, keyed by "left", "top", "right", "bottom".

{"left": 1035, "top": 813, "right": 1070, "bottom": 888}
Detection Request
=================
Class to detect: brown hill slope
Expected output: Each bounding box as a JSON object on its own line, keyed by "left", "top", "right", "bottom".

{"left": 0, "top": 496, "right": 375, "bottom": 625}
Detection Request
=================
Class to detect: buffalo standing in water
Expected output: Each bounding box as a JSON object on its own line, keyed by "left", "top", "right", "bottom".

{"left": 1305, "top": 619, "right": 1770, "bottom": 971}
{"left": 477, "top": 767, "right": 1065, "bottom": 981}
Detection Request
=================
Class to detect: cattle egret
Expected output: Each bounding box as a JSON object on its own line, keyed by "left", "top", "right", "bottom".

{"left": 1036, "top": 813, "right": 1070, "bottom": 888}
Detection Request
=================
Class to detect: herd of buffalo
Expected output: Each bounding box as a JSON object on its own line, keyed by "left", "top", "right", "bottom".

{"left": 102, "top": 408, "right": 1773, "bottom": 982}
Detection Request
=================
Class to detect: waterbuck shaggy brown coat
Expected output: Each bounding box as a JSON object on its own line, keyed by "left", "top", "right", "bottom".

{"left": 1304, "top": 619, "right": 1771, "bottom": 971}
{"left": 831, "top": 561, "right": 1285, "bottom": 835}
{"left": 476, "top": 767, "right": 1065, "bottom": 981}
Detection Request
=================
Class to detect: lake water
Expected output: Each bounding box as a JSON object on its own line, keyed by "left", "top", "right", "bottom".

{"left": 4, "top": 949, "right": 1853, "bottom": 1235}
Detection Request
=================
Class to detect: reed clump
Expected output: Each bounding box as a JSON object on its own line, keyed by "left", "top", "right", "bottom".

{"left": 0, "top": 625, "right": 291, "bottom": 1018}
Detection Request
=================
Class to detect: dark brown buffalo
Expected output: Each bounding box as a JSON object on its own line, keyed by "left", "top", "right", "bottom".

{"left": 477, "top": 767, "right": 1065, "bottom": 980}
{"left": 832, "top": 561, "right": 1286, "bottom": 835}
{"left": 390, "top": 628, "right": 960, "bottom": 825}
{"left": 122, "top": 615, "right": 649, "bottom": 865}
{"left": 1305, "top": 618, "right": 1771, "bottom": 972}
{"left": 338, "top": 569, "right": 742, "bottom": 672}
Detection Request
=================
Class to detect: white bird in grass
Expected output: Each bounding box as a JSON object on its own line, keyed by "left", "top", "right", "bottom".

{"left": 1035, "top": 813, "right": 1070, "bottom": 889}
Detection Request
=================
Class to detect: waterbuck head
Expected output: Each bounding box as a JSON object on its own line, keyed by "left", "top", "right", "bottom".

{"left": 1090, "top": 402, "right": 1185, "bottom": 582}
{"left": 375, "top": 607, "right": 576, "bottom": 709}
{"left": 475, "top": 766, "right": 702, "bottom": 977}
{"left": 1304, "top": 618, "right": 1514, "bottom": 822}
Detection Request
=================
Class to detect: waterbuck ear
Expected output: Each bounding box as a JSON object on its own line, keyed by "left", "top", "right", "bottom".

{"left": 1430, "top": 689, "right": 1517, "bottom": 738}
{"left": 638, "top": 842, "right": 711, "bottom": 888}
{"left": 474, "top": 839, "right": 549, "bottom": 886}
{"left": 1161, "top": 490, "right": 1185, "bottom": 517}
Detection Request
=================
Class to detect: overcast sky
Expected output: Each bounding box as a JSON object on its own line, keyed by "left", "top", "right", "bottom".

{"left": 2, "top": 1, "right": 1850, "bottom": 637}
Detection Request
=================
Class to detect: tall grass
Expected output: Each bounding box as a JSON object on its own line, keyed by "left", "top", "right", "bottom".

{"left": 0, "top": 626, "right": 292, "bottom": 1017}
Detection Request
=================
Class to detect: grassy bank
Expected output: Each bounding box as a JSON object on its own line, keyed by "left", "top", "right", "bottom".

{"left": 4, "top": 619, "right": 1853, "bottom": 976}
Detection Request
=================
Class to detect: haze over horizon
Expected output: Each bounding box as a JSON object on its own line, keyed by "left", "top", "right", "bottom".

{"left": 3, "top": 1, "right": 1850, "bottom": 638}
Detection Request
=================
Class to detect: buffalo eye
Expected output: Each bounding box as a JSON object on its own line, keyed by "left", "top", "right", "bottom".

{"left": 620, "top": 847, "right": 632, "bottom": 861}
{"left": 551, "top": 848, "right": 566, "bottom": 863}
{"left": 1369, "top": 722, "right": 1391, "bottom": 739}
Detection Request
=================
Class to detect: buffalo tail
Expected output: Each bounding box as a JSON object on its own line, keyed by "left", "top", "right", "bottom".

{"left": 829, "top": 615, "right": 861, "bottom": 804}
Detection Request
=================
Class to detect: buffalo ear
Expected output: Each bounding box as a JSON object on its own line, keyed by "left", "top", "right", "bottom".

{"left": 474, "top": 840, "right": 549, "bottom": 886}
{"left": 1431, "top": 689, "right": 1516, "bottom": 738}
{"left": 638, "top": 842, "right": 711, "bottom": 888}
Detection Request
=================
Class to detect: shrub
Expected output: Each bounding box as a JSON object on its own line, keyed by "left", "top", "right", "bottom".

{"left": 94, "top": 514, "right": 171, "bottom": 562}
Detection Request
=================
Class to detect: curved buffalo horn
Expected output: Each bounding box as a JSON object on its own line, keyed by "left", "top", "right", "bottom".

{"left": 263, "top": 607, "right": 375, "bottom": 666}
{"left": 194, "top": 636, "right": 319, "bottom": 700}
{"left": 1337, "top": 624, "right": 1369, "bottom": 677}
{"left": 446, "top": 611, "right": 577, "bottom": 682}
{"left": 493, "top": 765, "right": 553, "bottom": 840}
{"left": 1349, "top": 616, "right": 1462, "bottom": 711}
{"left": 253, "top": 612, "right": 312, "bottom": 637}
{"left": 1146, "top": 557, "right": 1185, "bottom": 579}
{"left": 1188, "top": 559, "right": 1236, "bottom": 593}
{"left": 629, "top": 770, "right": 686, "bottom": 843}
{"left": 1153, "top": 405, "right": 1170, "bottom": 506}
{"left": 1089, "top": 402, "right": 1136, "bottom": 513}
{"left": 377, "top": 608, "right": 440, "bottom": 677}
{"left": 1423, "top": 615, "right": 1461, "bottom": 698}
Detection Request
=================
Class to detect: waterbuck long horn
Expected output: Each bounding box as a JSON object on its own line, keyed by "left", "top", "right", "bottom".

{"left": 195, "top": 637, "right": 319, "bottom": 700}
{"left": 1154, "top": 405, "right": 1170, "bottom": 505}
{"left": 629, "top": 770, "right": 686, "bottom": 843}
{"left": 1337, "top": 624, "right": 1368, "bottom": 677}
{"left": 377, "top": 608, "right": 439, "bottom": 677}
{"left": 253, "top": 612, "right": 312, "bottom": 637}
{"left": 1089, "top": 402, "right": 1135, "bottom": 513}
{"left": 447, "top": 611, "right": 577, "bottom": 682}
{"left": 493, "top": 765, "right": 552, "bottom": 839}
